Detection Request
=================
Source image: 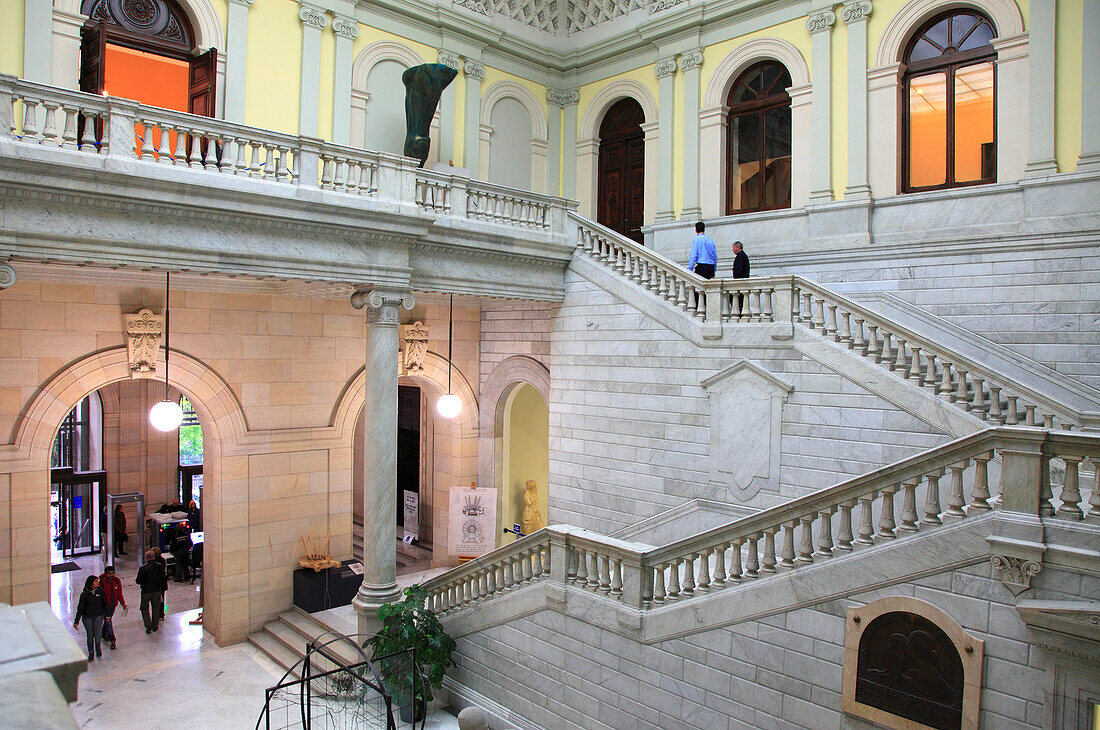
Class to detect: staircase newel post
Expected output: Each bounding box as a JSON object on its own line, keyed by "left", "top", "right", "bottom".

{"left": 105, "top": 97, "right": 139, "bottom": 160}
{"left": 0, "top": 74, "right": 15, "bottom": 140}
{"left": 547, "top": 527, "right": 572, "bottom": 587}
{"left": 296, "top": 136, "right": 322, "bottom": 190}
{"left": 619, "top": 551, "right": 645, "bottom": 609}
{"left": 771, "top": 277, "right": 795, "bottom": 339}
{"left": 988, "top": 429, "right": 1048, "bottom": 593}
{"left": 449, "top": 173, "right": 468, "bottom": 220}
{"left": 702, "top": 282, "right": 723, "bottom": 340}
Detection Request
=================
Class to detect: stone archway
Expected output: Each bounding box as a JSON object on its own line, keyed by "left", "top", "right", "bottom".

{"left": 1, "top": 345, "right": 245, "bottom": 642}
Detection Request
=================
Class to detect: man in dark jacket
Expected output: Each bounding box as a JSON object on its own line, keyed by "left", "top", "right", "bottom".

{"left": 100, "top": 565, "right": 127, "bottom": 649}
{"left": 136, "top": 550, "right": 166, "bottom": 633}
{"left": 170, "top": 526, "right": 192, "bottom": 582}
{"left": 732, "top": 241, "right": 750, "bottom": 316}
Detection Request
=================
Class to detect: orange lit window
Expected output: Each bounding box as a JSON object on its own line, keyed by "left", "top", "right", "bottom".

{"left": 903, "top": 11, "right": 996, "bottom": 193}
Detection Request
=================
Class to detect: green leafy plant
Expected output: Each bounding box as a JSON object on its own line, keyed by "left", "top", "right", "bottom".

{"left": 367, "top": 585, "right": 456, "bottom": 709}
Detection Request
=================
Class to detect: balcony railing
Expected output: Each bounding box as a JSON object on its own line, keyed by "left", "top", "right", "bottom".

{"left": 0, "top": 75, "right": 575, "bottom": 236}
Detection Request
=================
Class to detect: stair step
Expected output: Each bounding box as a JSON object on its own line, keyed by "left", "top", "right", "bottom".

{"left": 250, "top": 631, "right": 302, "bottom": 678}
{"left": 280, "top": 611, "right": 365, "bottom": 666}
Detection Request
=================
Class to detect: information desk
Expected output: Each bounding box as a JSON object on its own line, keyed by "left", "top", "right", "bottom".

{"left": 292, "top": 560, "right": 364, "bottom": 613}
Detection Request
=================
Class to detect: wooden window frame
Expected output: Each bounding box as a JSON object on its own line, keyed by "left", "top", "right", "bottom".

{"left": 901, "top": 11, "right": 997, "bottom": 194}
{"left": 724, "top": 61, "right": 793, "bottom": 216}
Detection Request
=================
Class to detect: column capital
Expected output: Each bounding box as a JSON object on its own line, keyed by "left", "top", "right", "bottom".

{"left": 806, "top": 9, "right": 836, "bottom": 33}
{"left": 655, "top": 56, "right": 677, "bottom": 79}
{"left": 463, "top": 60, "right": 486, "bottom": 82}
{"left": 228, "top": 0, "right": 254, "bottom": 7}
{"left": 678, "top": 49, "right": 704, "bottom": 72}
{"left": 438, "top": 49, "right": 462, "bottom": 71}
{"left": 351, "top": 289, "right": 415, "bottom": 324}
{"left": 547, "top": 87, "right": 580, "bottom": 106}
{"left": 841, "top": 0, "right": 872, "bottom": 24}
{"left": 331, "top": 14, "right": 359, "bottom": 39}
{"left": 0, "top": 263, "right": 15, "bottom": 289}
{"left": 298, "top": 2, "right": 328, "bottom": 29}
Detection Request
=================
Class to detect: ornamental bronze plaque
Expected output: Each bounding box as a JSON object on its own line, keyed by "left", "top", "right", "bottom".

{"left": 855, "top": 611, "right": 964, "bottom": 730}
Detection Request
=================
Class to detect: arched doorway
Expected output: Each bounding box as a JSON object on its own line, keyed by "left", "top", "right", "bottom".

{"left": 79, "top": 0, "right": 216, "bottom": 118}
{"left": 499, "top": 384, "right": 548, "bottom": 545}
{"left": 597, "top": 98, "right": 646, "bottom": 244}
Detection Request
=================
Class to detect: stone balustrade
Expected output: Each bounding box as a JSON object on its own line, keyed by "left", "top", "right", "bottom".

{"left": 424, "top": 428, "right": 1100, "bottom": 618}
{"left": 0, "top": 75, "right": 573, "bottom": 234}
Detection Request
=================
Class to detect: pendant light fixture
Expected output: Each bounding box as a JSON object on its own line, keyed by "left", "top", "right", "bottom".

{"left": 436, "top": 293, "right": 462, "bottom": 419}
{"left": 149, "top": 271, "right": 184, "bottom": 432}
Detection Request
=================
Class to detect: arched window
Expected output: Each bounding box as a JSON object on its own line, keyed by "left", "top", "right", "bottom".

{"left": 52, "top": 396, "right": 93, "bottom": 471}
{"left": 903, "top": 10, "right": 996, "bottom": 192}
{"left": 726, "top": 61, "right": 792, "bottom": 215}
{"left": 178, "top": 395, "right": 203, "bottom": 507}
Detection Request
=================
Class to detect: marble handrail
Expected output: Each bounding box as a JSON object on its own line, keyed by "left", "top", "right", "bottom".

{"left": 792, "top": 278, "right": 1093, "bottom": 431}
{"left": 423, "top": 530, "right": 552, "bottom": 615}
{"left": 7, "top": 78, "right": 110, "bottom": 153}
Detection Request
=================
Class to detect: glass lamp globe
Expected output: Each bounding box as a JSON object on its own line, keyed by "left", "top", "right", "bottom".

{"left": 149, "top": 399, "right": 184, "bottom": 432}
{"left": 436, "top": 393, "right": 462, "bottom": 419}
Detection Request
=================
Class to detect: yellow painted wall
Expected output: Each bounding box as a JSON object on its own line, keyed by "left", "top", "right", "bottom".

{"left": 577, "top": 64, "right": 660, "bottom": 134}
{"left": 484, "top": 66, "right": 548, "bottom": 117}
{"left": 243, "top": 0, "right": 300, "bottom": 135}
{"left": 0, "top": 0, "right": 24, "bottom": 78}
{"left": 1055, "top": 0, "right": 1083, "bottom": 171}
{"left": 500, "top": 384, "right": 549, "bottom": 545}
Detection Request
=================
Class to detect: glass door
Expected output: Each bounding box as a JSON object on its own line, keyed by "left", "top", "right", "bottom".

{"left": 59, "top": 473, "right": 105, "bottom": 559}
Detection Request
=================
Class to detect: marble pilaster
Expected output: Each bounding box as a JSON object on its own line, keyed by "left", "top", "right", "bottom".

{"left": 24, "top": 0, "right": 53, "bottom": 84}
{"left": 1025, "top": 0, "right": 1058, "bottom": 177}
{"left": 351, "top": 289, "right": 414, "bottom": 631}
{"left": 463, "top": 60, "right": 485, "bottom": 175}
{"left": 330, "top": 15, "right": 359, "bottom": 146}
{"left": 654, "top": 57, "right": 677, "bottom": 222}
{"left": 296, "top": 2, "right": 328, "bottom": 138}
{"left": 842, "top": 1, "right": 872, "bottom": 200}
{"left": 224, "top": 0, "right": 253, "bottom": 123}
{"left": 561, "top": 89, "right": 580, "bottom": 199}
{"left": 1078, "top": 0, "right": 1100, "bottom": 172}
{"left": 679, "top": 49, "right": 703, "bottom": 220}
{"left": 437, "top": 50, "right": 462, "bottom": 165}
{"left": 807, "top": 8, "right": 836, "bottom": 203}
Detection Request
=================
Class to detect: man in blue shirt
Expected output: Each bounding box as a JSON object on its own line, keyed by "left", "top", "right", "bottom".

{"left": 687, "top": 221, "right": 717, "bottom": 279}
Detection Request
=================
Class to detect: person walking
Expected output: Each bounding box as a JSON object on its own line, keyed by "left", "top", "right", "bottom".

{"left": 152, "top": 547, "right": 169, "bottom": 622}
{"left": 136, "top": 550, "right": 165, "bottom": 634}
{"left": 732, "top": 241, "right": 750, "bottom": 316}
{"left": 99, "top": 565, "right": 127, "bottom": 650}
{"left": 113, "top": 505, "right": 129, "bottom": 557}
{"left": 687, "top": 221, "right": 718, "bottom": 279}
{"left": 73, "top": 575, "right": 107, "bottom": 661}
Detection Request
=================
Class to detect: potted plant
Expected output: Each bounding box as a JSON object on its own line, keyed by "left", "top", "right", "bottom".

{"left": 367, "top": 585, "right": 457, "bottom": 723}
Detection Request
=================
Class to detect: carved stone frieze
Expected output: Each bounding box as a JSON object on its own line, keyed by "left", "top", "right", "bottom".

{"left": 298, "top": 3, "right": 328, "bottom": 29}
{"left": 678, "top": 49, "right": 703, "bottom": 72}
{"left": 654, "top": 57, "right": 677, "bottom": 79}
{"left": 463, "top": 60, "right": 486, "bottom": 81}
{"left": 546, "top": 87, "right": 580, "bottom": 106}
{"left": 0, "top": 263, "right": 15, "bottom": 289}
{"left": 806, "top": 8, "right": 836, "bottom": 33}
{"left": 841, "top": 0, "right": 872, "bottom": 23}
{"left": 351, "top": 289, "right": 415, "bottom": 325}
{"left": 400, "top": 321, "right": 430, "bottom": 373}
{"left": 649, "top": 0, "right": 688, "bottom": 14}
{"left": 454, "top": 0, "right": 492, "bottom": 16}
{"left": 331, "top": 15, "right": 359, "bottom": 39}
{"left": 124, "top": 308, "right": 164, "bottom": 376}
{"left": 991, "top": 554, "right": 1042, "bottom": 595}
{"left": 438, "top": 49, "right": 462, "bottom": 71}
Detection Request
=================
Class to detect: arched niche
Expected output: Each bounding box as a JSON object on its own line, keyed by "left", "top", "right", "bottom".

{"left": 350, "top": 41, "right": 435, "bottom": 159}
{"left": 479, "top": 80, "right": 549, "bottom": 192}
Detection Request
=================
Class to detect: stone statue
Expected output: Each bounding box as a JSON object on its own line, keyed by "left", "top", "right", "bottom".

{"left": 402, "top": 63, "right": 458, "bottom": 167}
{"left": 521, "top": 479, "right": 546, "bottom": 535}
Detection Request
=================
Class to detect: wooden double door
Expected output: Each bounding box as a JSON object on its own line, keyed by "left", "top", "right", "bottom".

{"left": 597, "top": 98, "right": 646, "bottom": 244}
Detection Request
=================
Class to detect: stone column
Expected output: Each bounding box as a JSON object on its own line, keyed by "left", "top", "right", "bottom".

{"left": 1025, "top": 0, "right": 1058, "bottom": 177}
{"left": 806, "top": 7, "right": 836, "bottom": 203}
{"left": 842, "top": 0, "right": 872, "bottom": 200}
{"left": 224, "top": 0, "right": 253, "bottom": 123}
{"left": 1078, "top": 0, "right": 1100, "bottom": 172}
{"left": 297, "top": 2, "right": 328, "bottom": 138}
{"left": 561, "top": 89, "right": 580, "bottom": 199}
{"left": 437, "top": 50, "right": 462, "bottom": 166}
{"left": 463, "top": 60, "right": 485, "bottom": 175}
{"left": 351, "top": 289, "right": 414, "bottom": 632}
{"left": 330, "top": 15, "right": 359, "bottom": 146}
{"left": 24, "top": 0, "right": 53, "bottom": 83}
{"left": 679, "top": 49, "right": 704, "bottom": 220}
{"left": 546, "top": 88, "right": 570, "bottom": 196}
{"left": 654, "top": 56, "right": 678, "bottom": 222}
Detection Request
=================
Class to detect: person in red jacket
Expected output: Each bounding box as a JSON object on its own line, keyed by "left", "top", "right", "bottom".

{"left": 99, "top": 565, "right": 127, "bottom": 650}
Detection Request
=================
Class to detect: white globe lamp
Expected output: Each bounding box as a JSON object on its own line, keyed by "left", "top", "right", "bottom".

{"left": 437, "top": 393, "right": 462, "bottom": 419}
{"left": 149, "top": 399, "right": 184, "bottom": 432}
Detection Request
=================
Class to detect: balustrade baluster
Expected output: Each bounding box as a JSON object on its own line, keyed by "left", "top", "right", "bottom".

{"left": 838, "top": 310, "right": 852, "bottom": 344}
{"left": 263, "top": 143, "right": 277, "bottom": 178}
{"left": 761, "top": 529, "right": 778, "bottom": 573}
{"left": 878, "top": 487, "right": 897, "bottom": 539}
{"left": 922, "top": 469, "right": 944, "bottom": 525}
{"left": 631, "top": 255, "right": 643, "bottom": 283}
{"left": 585, "top": 551, "right": 599, "bottom": 590}
{"left": 971, "top": 452, "right": 992, "bottom": 510}
{"left": 836, "top": 501, "right": 855, "bottom": 551}
{"left": 658, "top": 270, "right": 670, "bottom": 298}
{"left": 1024, "top": 404, "right": 1037, "bottom": 426}
{"left": 597, "top": 554, "right": 610, "bottom": 593}
{"left": 987, "top": 386, "right": 1003, "bottom": 422}
{"left": 696, "top": 550, "right": 711, "bottom": 592}
{"left": 154, "top": 123, "right": 172, "bottom": 163}
{"left": 1039, "top": 460, "right": 1056, "bottom": 517}
{"left": 762, "top": 289, "right": 774, "bottom": 321}
{"left": 1086, "top": 459, "right": 1100, "bottom": 523}
{"left": 824, "top": 304, "right": 839, "bottom": 340}
{"left": 816, "top": 508, "right": 834, "bottom": 557}
{"left": 523, "top": 549, "right": 535, "bottom": 582}
{"left": 334, "top": 158, "right": 348, "bottom": 189}
{"left": 667, "top": 559, "right": 681, "bottom": 600}
{"left": 899, "top": 479, "right": 920, "bottom": 532}
{"left": 908, "top": 346, "right": 923, "bottom": 380}
{"left": 779, "top": 523, "right": 796, "bottom": 568}
{"left": 878, "top": 332, "right": 893, "bottom": 365}
{"left": 945, "top": 464, "right": 967, "bottom": 518}
{"left": 138, "top": 119, "right": 155, "bottom": 160}
{"left": 851, "top": 316, "right": 866, "bottom": 353}
{"left": 748, "top": 290, "right": 760, "bottom": 322}
{"left": 676, "top": 280, "right": 688, "bottom": 311}
{"left": 728, "top": 540, "right": 743, "bottom": 582}
{"left": 681, "top": 554, "right": 696, "bottom": 596}
{"left": 22, "top": 100, "right": 41, "bottom": 141}
{"left": 891, "top": 337, "right": 907, "bottom": 372}
{"left": 856, "top": 494, "right": 876, "bottom": 545}
{"left": 58, "top": 106, "right": 78, "bottom": 150}
{"left": 865, "top": 324, "right": 880, "bottom": 360}
{"left": 610, "top": 558, "right": 623, "bottom": 596}
{"left": 744, "top": 536, "right": 759, "bottom": 578}
{"left": 652, "top": 565, "right": 666, "bottom": 603}
{"left": 1043, "top": 413, "right": 1054, "bottom": 429}
{"left": 953, "top": 368, "right": 970, "bottom": 405}
{"left": 575, "top": 547, "right": 588, "bottom": 587}
{"left": 971, "top": 376, "right": 988, "bottom": 416}
{"left": 187, "top": 131, "right": 203, "bottom": 168}
{"left": 320, "top": 155, "right": 333, "bottom": 188}
{"left": 797, "top": 516, "right": 815, "bottom": 563}
{"left": 812, "top": 298, "right": 826, "bottom": 331}
{"left": 78, "top": 111, "right": 99, "bottom": 151}
{"left": 937, "top": 360, "right": 954, "bottom": 395}
{"left": 712, "top": 543, "right": 727, "bottom": 586}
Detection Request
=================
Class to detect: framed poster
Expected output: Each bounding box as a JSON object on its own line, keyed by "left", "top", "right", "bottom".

{"left": 403, "top": 490, "right": 419, "bottom": 541}
{"left": 447, "top": 486, "right": 497, "bottom": 558}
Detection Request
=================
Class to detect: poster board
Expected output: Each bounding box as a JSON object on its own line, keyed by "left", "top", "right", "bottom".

{"left": 403, "top": 490, "right": 419, "bottom": 541}
{"left": 447, "top": 486, "right": 497, "bottom": 558}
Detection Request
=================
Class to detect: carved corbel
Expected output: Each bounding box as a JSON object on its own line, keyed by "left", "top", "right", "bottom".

{"left": 400, "top": 321, "right": 430, "bottom": 373}
{"left": 991, "top": 554, "right": 1042, "bottom": 595}
{"left": 124, "top": 309, "right": 164, "bottom": 377}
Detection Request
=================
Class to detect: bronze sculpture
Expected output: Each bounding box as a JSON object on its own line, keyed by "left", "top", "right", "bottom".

{"left": 402, "top": 63, "right": 458, "bottom": 167}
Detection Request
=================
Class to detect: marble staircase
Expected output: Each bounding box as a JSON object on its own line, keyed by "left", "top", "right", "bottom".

{"left": 351, "top": 520, "right": 434, "bottom": 570}
{"left": 248, "top": 607, "right": 366, "bottom": 681}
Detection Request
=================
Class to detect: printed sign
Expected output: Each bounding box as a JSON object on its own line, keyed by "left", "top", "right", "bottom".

{"left": 403, "top": 490, "right": 419, "bottom": 541}
{"left": 447, "top": 487, "right": 497, "bottom": 557}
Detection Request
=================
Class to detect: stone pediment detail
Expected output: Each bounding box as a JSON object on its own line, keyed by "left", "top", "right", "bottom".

{"left": 124, "top": 309, "right": 164, "bottom": 377}
{"left": 703, "top": 360, "right": 793, "bottom": 500}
